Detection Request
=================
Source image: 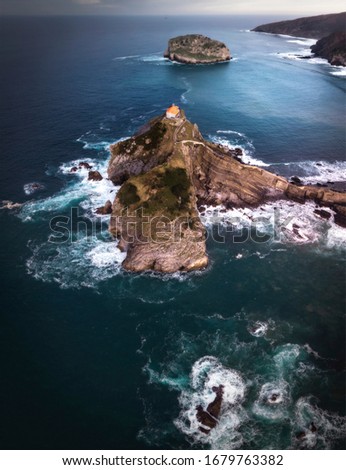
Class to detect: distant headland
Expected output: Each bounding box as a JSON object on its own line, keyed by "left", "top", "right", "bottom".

{"left": 164, "top": 34, "right": 231, "bottom": 64}
{"left": 252, "top": 12, "right": 346, "bottom": 66}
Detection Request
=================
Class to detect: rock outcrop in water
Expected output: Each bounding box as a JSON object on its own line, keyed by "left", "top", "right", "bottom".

{"left": 164, "top": 34, "right": 231, "bottom": 64}
{"left": 108, "top": 108, "right": 346, "bottom": 273}
{"left": 252, "top": 12, "right": 346, "bottom": 39}
{"left": 196, "top": 385, "right": 224, "bottom": 434}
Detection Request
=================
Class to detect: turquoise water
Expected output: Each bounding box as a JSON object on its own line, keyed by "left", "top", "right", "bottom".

{"left": 0, "top": 16, "right": 345, "bottom": 450}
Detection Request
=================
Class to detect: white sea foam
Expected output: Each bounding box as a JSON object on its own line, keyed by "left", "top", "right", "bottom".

{"left": 273, "top": 37, "right": 315, "bottom": 62}
{"left": 330, "top": 67, "right": 346, "bottom": 77}
{"left": 26, "top": 235, "right": 125, "bottom": 289}
{"left": 23, "top": 182, "right": 45, "bottom": 195}
{"left": 209, "top": 133, "right": 269, "bottom": 167}
{"left": 293, "top": 396, "right": 346, "bottom": 449}
{"left": 287, "top": 39, "right": 317, "bottom": 46}
{"left": 274, "top": 36, "right": 346, "bottom": 78}
{"left": 275, "top": 49, "right": 312, "bottom": 61}
{"left": 76, "top": 133, "right": 114, "bottom": 150}
{"left": 174, "top": 356, "right": 247, "bottom": 449}
{"left": 113, "top": 52, "right": 169, "bottom": 65}
{"left": 143, "top": 359, "right": 189, "bottom": 391}
{"left": 200, "top": 199, "right": 346, "bottom": 251}
{"left": 281, "top": 159, "right": 346, "bottom": 184}
{"left": 247, "top": 320, "right": 269, "bottom": 338}
{"left": 273, "top": 344, "right": 301, "bottom": 378}
{"left": 308, "top": 57, "right": 329, "bottom": 65}
{"left": 217, "top": 130, "right": 246, "bottom": 137}
{"left": 140, "top": 53, "right": 167, "bottom": 63}
{"left": 18, "top": 128, "right": 127, "bottom": 288}
{"left": 180, "top": 77, "right": 192, "bottom": 104}
{"left": 252, "top": 381, "right": 291, "bottom": 422}
{"left": 113, "top": 54, "right": 142, "bottom": 60}
{"left": 19, "top": 158, "right": 118, "bottom": 221}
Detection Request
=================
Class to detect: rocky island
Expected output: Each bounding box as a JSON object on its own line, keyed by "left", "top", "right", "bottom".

{"left": 252, "top": 12, "right": 346, "bottom": 66}
{"left": 107, "top": 106, "right": 346, "bottom": 273}
{"left": 164, "top": 34, "right": 231, "bottom": 64}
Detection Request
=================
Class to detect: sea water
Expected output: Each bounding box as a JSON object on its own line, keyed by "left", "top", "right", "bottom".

{"left": 0, "top": 16, "right": 345, "bottom": 450}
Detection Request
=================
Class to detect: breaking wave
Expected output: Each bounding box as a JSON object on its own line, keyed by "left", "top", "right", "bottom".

{"left": 200, "top": 199, "right": 346, "bottom": 252}
{"left": 274, "top": 36, "right": 346, "bottom": 78}
{"left": 174, "top": 356, "right": 247, "bottom": 449}
{"left": 209, "top": 132, "right": 269, "bottom": 167}
{"left": 113, "top": 52, "right": 170, "bottom": 66}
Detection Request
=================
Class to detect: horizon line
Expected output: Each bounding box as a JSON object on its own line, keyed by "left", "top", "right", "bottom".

{"left": 0, "top": 11, "right": 344, "bottom": 18}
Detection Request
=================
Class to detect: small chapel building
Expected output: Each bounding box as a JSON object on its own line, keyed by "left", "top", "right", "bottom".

{"left": 166, "top": 104, "right": 180, "bottom": 119}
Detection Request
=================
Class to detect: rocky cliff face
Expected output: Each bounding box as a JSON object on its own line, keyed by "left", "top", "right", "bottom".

{"left": 109, "top": 113, "right": 208, "bottom": 272}
{"left": 164, "top": 34, "right": 231, "bottom": 64}
{"left": 108, "top": 111, "right": 346, "bottom": 273}
{"left": 311, "top": 32, "right": 346, "bottom": 66}
{"left": 252, "top": 12, "right": 346, "bottom": 39}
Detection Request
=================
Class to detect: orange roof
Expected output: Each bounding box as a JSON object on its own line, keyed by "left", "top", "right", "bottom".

{"left": 166, "top": 105, "right": 180, "bottom": 115}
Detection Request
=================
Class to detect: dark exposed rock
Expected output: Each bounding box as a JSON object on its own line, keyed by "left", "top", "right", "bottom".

{"left": 96, "top": 200, "right": 113, "bottom": 215}
{"left": 310, "top": 422, "right": 317, "bottom": 433}
{"left": 290, "top": 176, "right": 303, "bottom": 185}
{"left": 70, "top": 166, "right": 78, "bottom": 172}
{"left": 252, "top": 12, "right": 346, "bottom": 39}
{"left": 80, "top": 161, "right": 93, "bottom": 170}
{"left": 296, "top": 431, "right": 307, "bottom": 440}
{"left": 311, "top": 31, "right": 346, "bottom": 66}
{"left": 164, "top": 34, "right": 231, "bottom": 64}
{"left": 88, "top": 170, "right": 103, "bottom": 181}
{"left": 196, "top": 385, "right": 224, "bottom": 433}
{"left": 196, "top": 405, "right": 217, "bottom": 432}
{"left": 207, "top": 385, "right": 224, "bottom": 419}
{"left": 332, "top": 204, "right": 346, "bottom": 227}
{"left": 314, "top": 209, "right": 332, "bottom": 219}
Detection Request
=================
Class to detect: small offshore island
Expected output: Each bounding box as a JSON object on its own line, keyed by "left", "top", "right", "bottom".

{"left": 164, "top": 34, "right": 231, "bottom": 64}
{"left": 105, "top": 106, "right": 346, "bottom": 274}
{"left": 252, "top": 12, "right": 346, "bottom": 66}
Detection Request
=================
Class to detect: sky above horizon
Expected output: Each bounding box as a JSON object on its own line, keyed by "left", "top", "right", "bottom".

{"left": 0, "top": 0, "right": 345, "bottom": 16}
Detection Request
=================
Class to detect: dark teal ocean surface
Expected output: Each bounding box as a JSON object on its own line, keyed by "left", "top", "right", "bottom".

{"left": 0, "top": 16, "right": 345, "bottom": 450}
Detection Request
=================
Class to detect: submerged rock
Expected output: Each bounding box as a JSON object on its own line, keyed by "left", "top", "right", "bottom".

{"left": 164, "top": 34, "right": 231, "bottom": 64}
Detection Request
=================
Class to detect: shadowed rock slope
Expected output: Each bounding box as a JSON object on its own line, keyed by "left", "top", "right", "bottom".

{"left": 108, "top": 111, "right": 346, "bottom": 273}
{"left": 311, "top": 32, "right": 346, "bottom": 66}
